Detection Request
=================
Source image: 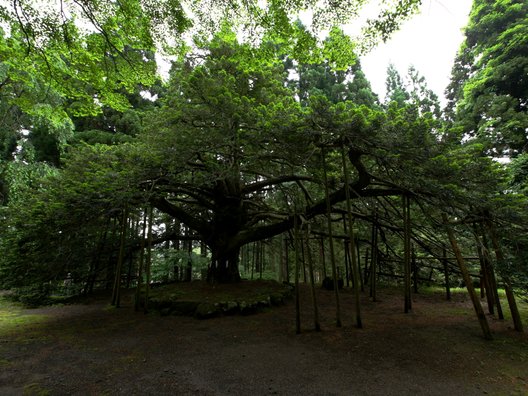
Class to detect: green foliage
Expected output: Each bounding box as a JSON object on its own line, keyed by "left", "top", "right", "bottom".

{"left": 0, "top": 142, "right": 147, "bottom": 291}
{"left": 150, "top": 249, "right": 209, "bottom": 283}
{"left": 449, "top": 0, "right": 528, "bottom": 157}
{"left": 0, "top": 1, "right": 525, "bottom": 293}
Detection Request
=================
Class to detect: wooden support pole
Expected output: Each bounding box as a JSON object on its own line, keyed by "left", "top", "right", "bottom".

{"left": 357, "top": 242, "right": 364, "bottom": 292}
{"left": 442, "top": 213, "right": 492, "bottom": 340}
{"left": 341, "top": 144, "right": 363, "bottom": 328}
{"left": 344, "top": 241, "right": 350, "bottom": 287}
{"left": 284, "top": 238, "right": 290, "bottom": 284}
{"left": 294, "top": 213, "right": 301, "bottom": 334}
{"left": 412, "top": 246, "right": 418, "bottom": 293}
{"left": 305, "top": 224, "right": 321, "bottom": 332}
{"left": 112, "top": 205, "right": 128, "bottom": 308}
{"left": 403, "top": 195, "right": 412, "bottom": 312}
{"left": 320, "top": 238, "right": 327, "bottom": 279}
{"left": 364, "top": 248, "right": 370, "bottom": 287}
{"left": 342, "top": 214, "right": 350, "bottom": 287}
{"left": 486, "top": 221, "right": 524, "bottom": 333}
{"left": 370, "top": 215, "right": 378, "bottom": 302}
{"left": 143, "top": 206, "right": 153, "bottom": 314}
{"left": 480, "top": 228, "right": 504, "bottom": 320}
{"left": 473, "top": 227, "right": 494, "bottom": 315}
{"left": 134, "top": 208, "right": 148, "bottom": 311}
{"left": 442, "top": 247, "right": 451, "bottom": 301}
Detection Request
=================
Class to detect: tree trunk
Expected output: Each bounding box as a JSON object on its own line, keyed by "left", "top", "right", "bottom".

{"left": 294, "top": 213, "right": 301, "bottom": 334}
{"left": 207, "top": 247, "right": 241, "bottom": 283}
{"left": 305, "top": 224, "right": 321, "bottom": 332}
{"left": 480, "top": 228, "right": 504, "bottom": 320}
{"left": 111, "top": 206, "right": 128, "bottom": 308}
{"left": 403, "top": 195, "right": 412, "bottom": 312}
{"left": 320, "top": 238, "right": 327, "bottom": 279}
{"left": 135, "top": 208, "right": 148, "bottom": 311}
{"left": 486, "top": 220, "right": 524, "bottom": 332}
{"left": 473, "top": 227, "right": 494, "bottom": 315}
{"left": 370, "top": 213, "right": 378, "bottom": 302}
{"left": 442, "top": 247, "right": 451, "bottom": 301}
{"left": 322, "top": 147, "right": 342, "bottom": 327}
{"left": 143, "top": 205, "right": 154, "bottom": 314}
{"left": 357, "top": 242, "right": 364, "bottom": 292}
{"left": 341, "top": 144, "right": 362, "bottom": 328}
{"left": 443, "top": 213, "right": 492, "bottom": 340}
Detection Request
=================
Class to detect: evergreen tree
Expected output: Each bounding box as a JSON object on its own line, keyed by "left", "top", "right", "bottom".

{"left": 447, "top": 0, "right": 528, "bottom": 157}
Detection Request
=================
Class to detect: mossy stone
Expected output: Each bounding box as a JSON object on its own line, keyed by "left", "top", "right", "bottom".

{"left": 194, "top": 302, "right": 220, "bottom": 319}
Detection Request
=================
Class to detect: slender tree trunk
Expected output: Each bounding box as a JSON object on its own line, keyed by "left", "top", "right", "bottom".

{"left": 301, "top": 239, "right": 307, "bottom": 283}
{"left": 443, "top": 213, "right": 492, "bottom": 340}
{"left": 285, "top": 238, "right": 290, "bottom": 283}
{"left": 261, "top": 241, "right": 265, "bottom": 279}
{"left": 357, "top": 241, "right": 364, "bottom": 292}
{"left": 144, "top": 206, "right": 153, "bottom": 314}
{"left": 370, "top": 214, "right": 378, "bottom": 302}
{"left": 473, "top": 226, "right": 494, "bottom": 314}
{"left": 112, "top": 205, "right": 128, "bottom": 307}
{"left": 135, "top": 208, "right": 148, "bottom": 311}
{"left": 364, "top": 248, "right": 370, "bottom": 287}
{"left": 403, "top": 195, "right": 412, "bottom": 313}
{"left": 480, "top": 229, "right": 504, "bottom": 320}
{"left": 276, "top": 240, "right": 282, "bottom": 282}
{"left": 125, "top": 217, "right": 139, "bottom": 289}
{"left": 342, "top": 214, "right": 350, "bottom": 287}
{"left": 305, "top": 224, "right": 321, "bottom": 332}
{"left": 344, "top": 240, "right": 350, "bottom": 287}
{"left": 341, "top": 144, "right": 362, "bottom": 328}
{"left": 294, "top": 213, "right": 301, "bottom": 334}
{"left": 105, "top": 217, "right": 119, "bottom": 290}
{"left": 86, "top": 218, "right": 110, "bottom": 295}
{"left": 251, "top": 241, "right": 256, "bottom": 280}
{"left": 412, "top": 246, "right": 418, "bottom": 293}
{"left": 322, "top": 148, "right": 341, "bottom": 327}
{"left": 486, "top": 220, "right": 524, "bottom": 332}
{"left": 185, "top": 229, "right": 193, "bottom": 282}
{"left": 320, "top": 238, "right": 327, "bottom": 279}
{"left": 442, "top": 247, "right": 451, "bottom": 301}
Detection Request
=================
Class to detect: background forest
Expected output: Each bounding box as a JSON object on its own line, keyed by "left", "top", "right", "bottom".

{"left": 0, "top": 0, "right": 526, "bottom": 329}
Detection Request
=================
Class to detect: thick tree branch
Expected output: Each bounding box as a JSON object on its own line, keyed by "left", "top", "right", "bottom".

{"left": 151, "top": 197, "right": 210, "bottom": 237}
{"left": 241, "top": 175, "right": 314, "bottom": 194}
{"left": 236, "top": 150, "right": 402, "bottom": 247}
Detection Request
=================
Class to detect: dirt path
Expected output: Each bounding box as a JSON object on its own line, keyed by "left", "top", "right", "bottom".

{"left": 1, "top": 286, "right": 527, "bottom": 395}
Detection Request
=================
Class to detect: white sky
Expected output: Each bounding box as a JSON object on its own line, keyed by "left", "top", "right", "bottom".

{"left": 360, "top": 0, "right": 473, "bottom": 104}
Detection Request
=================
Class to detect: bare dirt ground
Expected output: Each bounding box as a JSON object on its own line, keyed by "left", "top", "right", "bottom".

{"left": 1, "top": 284, "right": 527, "bottom": 396}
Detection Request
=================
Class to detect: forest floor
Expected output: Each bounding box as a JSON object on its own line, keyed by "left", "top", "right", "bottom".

{"left": 1, "top": 283, "right": 527, "bottom": 396}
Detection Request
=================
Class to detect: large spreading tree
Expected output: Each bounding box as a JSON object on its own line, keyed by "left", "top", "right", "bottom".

{"left": 1, "top": 0, "right": 526, "bottom": 299}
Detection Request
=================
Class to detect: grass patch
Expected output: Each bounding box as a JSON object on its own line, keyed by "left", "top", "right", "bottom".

{"left": 0, "top": 297, "right": 49, "bottom": 337}
{"left": 23, "top": 383, "right": 50, "bottom": 396}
